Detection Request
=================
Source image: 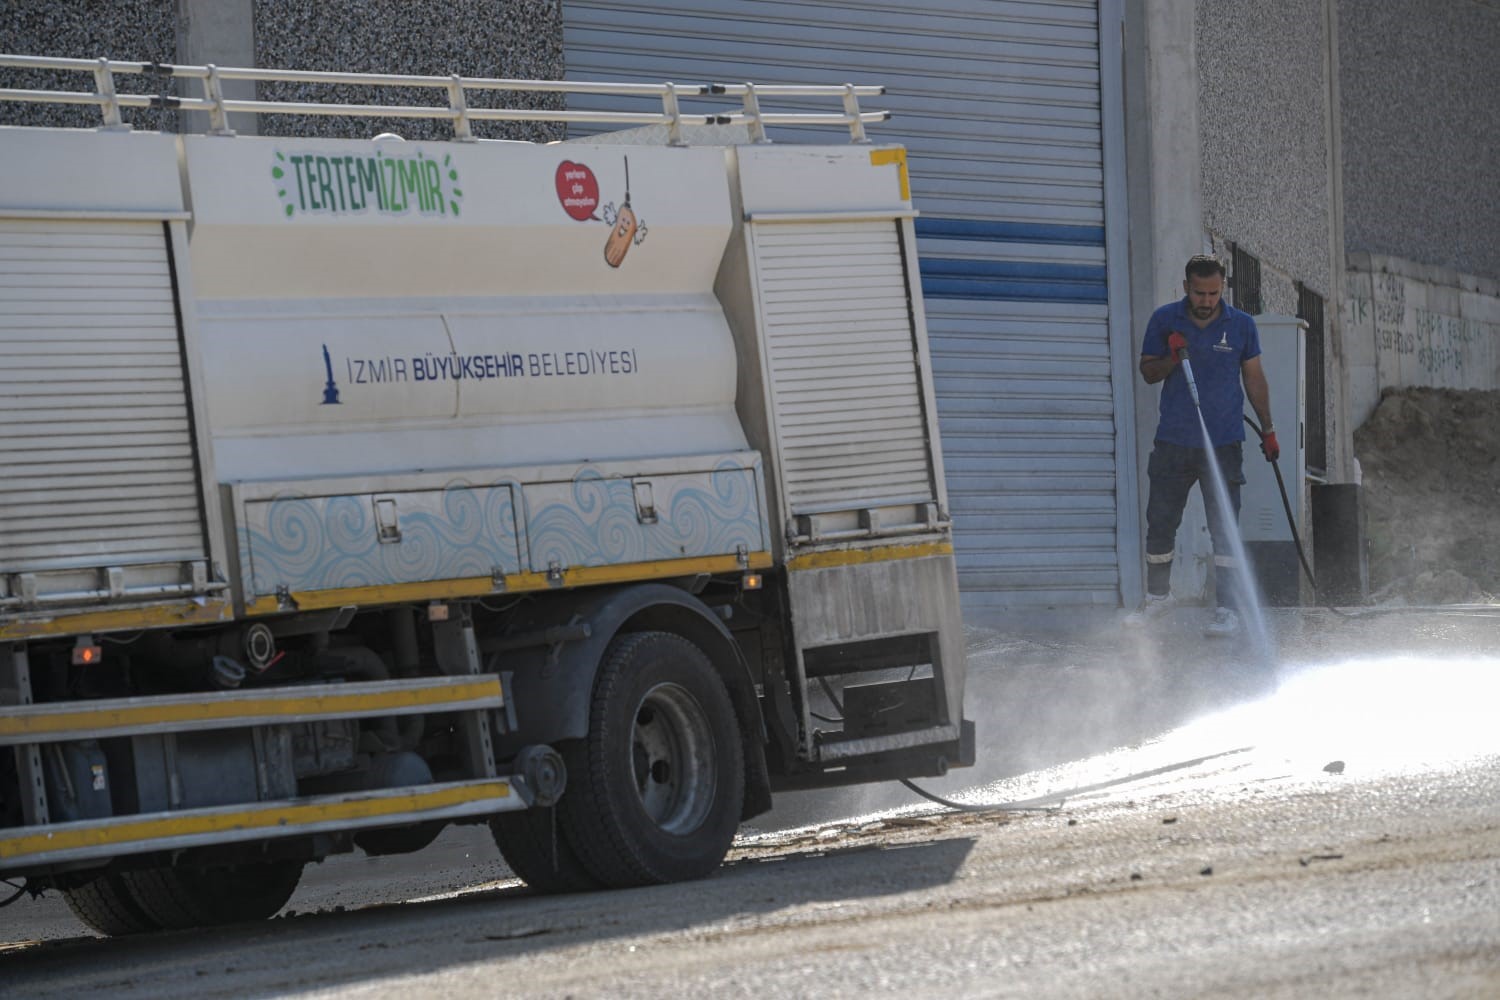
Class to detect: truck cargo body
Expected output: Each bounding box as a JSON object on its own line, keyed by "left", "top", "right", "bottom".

{"left": 0, "top": 60, "right": 970, "bottom": 934}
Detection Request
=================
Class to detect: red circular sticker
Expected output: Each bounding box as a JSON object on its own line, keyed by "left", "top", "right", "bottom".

{"left": 555, "top": 161, "right": 600, "bottom": 220}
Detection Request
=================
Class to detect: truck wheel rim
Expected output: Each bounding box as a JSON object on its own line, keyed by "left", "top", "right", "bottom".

{"left": 631, "top": 681, "right": 716, "bottom": 834}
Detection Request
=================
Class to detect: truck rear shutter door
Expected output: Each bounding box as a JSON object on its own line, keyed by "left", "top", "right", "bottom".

{"left": 0, "top": 219, "right": 207, "bottom": 572}
{"left": 753, "top": 219, "right": 937, "bottom": 515}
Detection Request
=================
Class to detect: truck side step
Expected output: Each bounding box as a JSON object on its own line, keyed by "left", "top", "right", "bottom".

{"left": 0, "top": 778, "right": 520, "bottom": 871}
{"left": 814, "top": 722, "right": 961, "bottom": 762}
{"left": 0, "top": 675, "right": 503, "bottom": 745}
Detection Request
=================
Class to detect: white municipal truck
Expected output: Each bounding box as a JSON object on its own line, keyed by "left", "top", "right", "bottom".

{"left": 0, "top": 55, "right": 971, "bottom": 934}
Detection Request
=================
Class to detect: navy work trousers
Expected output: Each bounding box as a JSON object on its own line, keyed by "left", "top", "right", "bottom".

{"left": 1143, "top": 440, "right": 1246, "bottom": 610}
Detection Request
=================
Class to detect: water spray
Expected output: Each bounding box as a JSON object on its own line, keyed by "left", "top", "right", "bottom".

{"left": 1170, "top": 343, "right": 1274, "bottom": 654}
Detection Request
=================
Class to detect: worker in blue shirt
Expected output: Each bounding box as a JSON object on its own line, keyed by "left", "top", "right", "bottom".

{"left": 1124, "top": 255, "right": 1278, "bottom": 637}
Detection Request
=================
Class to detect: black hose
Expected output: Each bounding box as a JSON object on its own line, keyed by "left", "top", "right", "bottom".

{"left": 818, "top": 679, "right": 1077, "bottom": 812}
{"left": 902, "top": 746, "right": 1257, "bottom": 814}
{"left": 1243, "top": 416, "right": 1319, "bottom": 592}
{"left": 899, "top": 777, "right": 1057, "bottom": 813}
{"left": 0, "top": 879, "right": 27, "bottom": 907}
{"left": 812, "top": 681, "right": 1000, "bottom": 811}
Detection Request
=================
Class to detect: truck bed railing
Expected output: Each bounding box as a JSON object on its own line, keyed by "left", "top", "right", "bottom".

{"left": 0, "top": 54, "right": 889, "bottom": 144}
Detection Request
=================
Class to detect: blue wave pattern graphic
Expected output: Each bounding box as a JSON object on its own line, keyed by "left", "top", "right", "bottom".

{"left": 242, "top": 484, "right": 520, "bottom": 595}
{"left": 526, "top": 462, "right": 764, "bottom": 570}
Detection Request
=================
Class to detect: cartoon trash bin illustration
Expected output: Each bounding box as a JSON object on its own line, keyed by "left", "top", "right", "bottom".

{"left": 604, "top": 157, "right": 637, "bottom": 268}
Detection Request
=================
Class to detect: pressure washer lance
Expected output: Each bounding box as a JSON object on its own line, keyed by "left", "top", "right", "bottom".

{"left": 1179, "top": 351, "right": 1203, "bottom": 409}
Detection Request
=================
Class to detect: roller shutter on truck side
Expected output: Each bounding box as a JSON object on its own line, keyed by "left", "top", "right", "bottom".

{"left": 0, "top": 129, "right": 222, "bottom": 627}
{"left": 753, "top": 218, "right": 937, "bottom": 515}
{"left": 0, "top": 219, "right": 205, "bottom": 571}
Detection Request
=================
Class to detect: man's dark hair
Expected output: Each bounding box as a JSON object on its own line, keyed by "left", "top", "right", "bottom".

{"left": 1185, "top": 254, "right": 1226, "bottom": 280}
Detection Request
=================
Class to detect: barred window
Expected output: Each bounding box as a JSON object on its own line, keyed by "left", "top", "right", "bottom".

{"left": 1297, "top": 283, "right": 1327, "bottom": 475}
{"left": 1229, "top": 243, "right": 1262, "bottom": 315}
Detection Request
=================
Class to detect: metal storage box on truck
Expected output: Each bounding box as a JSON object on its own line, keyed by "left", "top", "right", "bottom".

{"left": 183, "top": 134, "right": 765, "bottom": 610}
{"left": 0, "top": 55, "right": 971, "bottom": 936}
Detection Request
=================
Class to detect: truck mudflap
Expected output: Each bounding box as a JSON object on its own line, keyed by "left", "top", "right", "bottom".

{"left": 0, "top": 673, "right": 530, "bottom": 873}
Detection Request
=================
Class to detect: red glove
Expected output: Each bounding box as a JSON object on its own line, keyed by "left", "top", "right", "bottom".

{"left": 1261, "top": 430, "right": 1280, "bottom": 462}
{"left": 1166, "top": 331, "right": 1188, "bottom": 365}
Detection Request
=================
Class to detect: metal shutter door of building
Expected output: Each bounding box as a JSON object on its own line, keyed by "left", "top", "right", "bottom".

{"left": 564, "top": 0, "right": 1133, "bottom": 612}
{"left": 752, "top": 219, "right": 935, "bottom": 514}
{"left": 0, "top": 219, "right": 206, "bottom": 572}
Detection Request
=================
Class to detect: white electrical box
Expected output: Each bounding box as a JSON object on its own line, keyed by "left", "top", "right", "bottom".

{"left": 1241, "top": 313, "right": 1307, "bottom": 603}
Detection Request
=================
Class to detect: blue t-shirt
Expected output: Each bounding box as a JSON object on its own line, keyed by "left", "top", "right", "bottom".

{"left": 1141, "top": 297, "right": 1262, "bottom": 448}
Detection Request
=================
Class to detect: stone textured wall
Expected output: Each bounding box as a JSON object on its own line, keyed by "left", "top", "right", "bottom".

{"left": 1196, "top": 1, "right": 1333, "bottom": 302}
{"left": 0, "top": 1, "right": 564, "bottom": 140}
{"left": 1339, "top": 0, "right": 1500, "bottom": 280}
{"left": 253, "top": 0, "right": 564, "bottom": 142}
{"left": 0, "top": 1, "right": 179, "bottom": 131}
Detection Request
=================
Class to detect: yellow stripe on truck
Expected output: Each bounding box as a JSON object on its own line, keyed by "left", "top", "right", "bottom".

{"left": 0, "top": 676, "right": 503, "bottom": 743}
{"left": 245, "top": 552, "right": 775, "bottom": 616}
{"left": 0, "top": 598, "right": 232, "bottom": 641}
{"left": 0, "top": 780, "right": 511, "bottom": 863}
{"left": 787, "top": 540, "right": 954, "bottom": 572}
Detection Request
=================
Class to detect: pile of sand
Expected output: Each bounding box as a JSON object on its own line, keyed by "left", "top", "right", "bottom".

{"left": 1353, "top": 387, "right": 1500, "bottom": 604}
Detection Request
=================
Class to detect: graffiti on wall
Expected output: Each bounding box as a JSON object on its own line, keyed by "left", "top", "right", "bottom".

{"left": 1346, "top": 267, "right": 1500, "bottom": 390}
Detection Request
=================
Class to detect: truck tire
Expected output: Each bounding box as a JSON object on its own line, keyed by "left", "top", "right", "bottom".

{"left": 120, "top": 860, "right": 303, "bottom": 930}
{"left": 62, "top": 872, "right": 161, "bottom": 936}
{"left": 560, "top": 631, "right": 744, "bottom": 887}
{"left": 489, "top": 799, "right": 603, "bottom": 894}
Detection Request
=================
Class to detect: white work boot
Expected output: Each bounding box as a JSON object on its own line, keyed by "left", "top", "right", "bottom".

{"left": 1204, "top": 606, "right": 1241, "bottom": 638}
{"left": 1123, "top": 592, "right": 1175, "bottom": 628}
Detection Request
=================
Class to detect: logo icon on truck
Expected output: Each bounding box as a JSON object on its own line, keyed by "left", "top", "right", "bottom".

{"left": 320, "top": 343, "right": 341, "bottom": 404}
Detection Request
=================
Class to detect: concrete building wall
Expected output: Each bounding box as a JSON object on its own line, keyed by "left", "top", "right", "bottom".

{"left": 176, "top": 0, "right": 257, "bottom": 134}
{"left": 1339, "top": 0, "right": 1500, "bottom": 281}
{"left": 1196, "top": 0, "right": 1333, "bottom": 310}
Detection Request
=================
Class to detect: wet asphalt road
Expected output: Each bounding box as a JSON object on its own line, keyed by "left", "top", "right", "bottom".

{"left": 3, "top": 605, "right": 1498, "bottom": 997}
